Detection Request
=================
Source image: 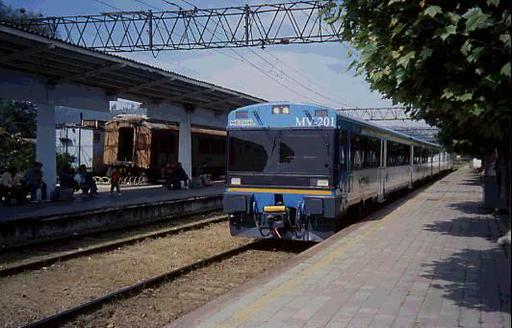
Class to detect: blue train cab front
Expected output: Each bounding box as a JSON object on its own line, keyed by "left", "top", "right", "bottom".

{"left": 223, "top": 102, "right": 344, "bottom": 241}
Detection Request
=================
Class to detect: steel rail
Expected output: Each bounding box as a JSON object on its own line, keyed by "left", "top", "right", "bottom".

{"left": 21, "top": 240, "right": 263, "bottom": 328}
{"left": 14, "top": 171, "right": 454, "bottom": 327}
{"left": 0, "top": 214, "right": 228, "bottom": 277}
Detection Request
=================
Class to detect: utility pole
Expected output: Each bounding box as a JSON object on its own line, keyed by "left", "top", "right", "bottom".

{"left": 78, "top": 112, "right": 82, "bottom": 166}
{"left": 244, "top": 4, "right": 250, "bottom": 46}
{"left": 148, "top": 10, "right": 153, "bottom": 51}
{"left": 65, "top": 125, "right": 69, "bottom": 157}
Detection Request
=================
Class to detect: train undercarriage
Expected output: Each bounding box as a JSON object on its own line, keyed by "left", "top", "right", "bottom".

{"left": 227, "top": 201, "right": 341, "bottom": 242}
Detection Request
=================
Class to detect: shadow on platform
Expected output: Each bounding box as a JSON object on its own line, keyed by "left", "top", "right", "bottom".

{"left": 448, "top": 201, "right": 492, "bottom": 215}
{"left": 421, "top": 246, "right": 510, "bottom": 314}
{"left": 422, "top": 214, "right": 510, "bottom": 315}
{"left": 423, "top": 215, "right": 494, "bottom": 240}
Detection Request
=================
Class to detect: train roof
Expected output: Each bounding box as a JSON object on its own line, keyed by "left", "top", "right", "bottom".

{"left": 230, "top": 102, "right": 442, "bottom": 150}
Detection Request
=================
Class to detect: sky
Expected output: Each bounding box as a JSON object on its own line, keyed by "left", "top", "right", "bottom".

{"left": 5, "top": 0, "right": 397, "bottom": 111}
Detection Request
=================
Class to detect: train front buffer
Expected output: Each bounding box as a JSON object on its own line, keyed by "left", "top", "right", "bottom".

{"left": 223, "top": 190, "right": 342, "bottom": 242}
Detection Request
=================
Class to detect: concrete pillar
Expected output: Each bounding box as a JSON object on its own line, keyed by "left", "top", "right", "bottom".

{"left": 178, "top": 110, "right": 192, "bottom": 178}
{"left": 36, "top": 84, "right": 57, "bottom": 195}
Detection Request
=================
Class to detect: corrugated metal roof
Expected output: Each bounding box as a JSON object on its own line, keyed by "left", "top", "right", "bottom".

{"left": 0, "top": 22, "right": 265, "bottom": 113}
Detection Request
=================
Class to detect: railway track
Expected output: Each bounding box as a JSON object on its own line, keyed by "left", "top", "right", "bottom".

{"left": 0, "top": 214, "right": 228, "bottom": 277}
{"left": 2, "top": 174, "right": 452, "bottom": 328}
{"left": 21, "top": 239, "right": 313, "bottom": 328}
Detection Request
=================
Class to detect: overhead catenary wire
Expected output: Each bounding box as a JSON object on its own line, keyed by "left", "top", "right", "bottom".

{"left": 230, "top": 1, "right": 355, "bottom": 107}
{"left": 247, "top": 48, "right": 353, "bottom": 108}
{"left": 159, "top": 0, "right": 185, "bottom": 10}
{"left": 172, "top": 0, "right": 350, "bottom": 107}
{"left": 132, "top": 0, "right": 163, "bottom": 11}
{"left": 145, "top": 0, "right": 321, "bottom": 104}
{"left": 261, "top": 49, "right": 355, "bottom": 107}
{"left": 92, "top": 0, "right": 122, "bottom": 11}
{"left": 177, "top": 0, "right": 198, "bottom": 9}
{"left": 93, "top": 0, "right": 347, "bottom": 107}
{"left": 90, "top": 0, "right": 351, "bottom": 108}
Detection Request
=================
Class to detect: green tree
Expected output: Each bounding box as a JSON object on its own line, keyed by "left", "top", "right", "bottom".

{"left": 0, "top": 99, "right": 36, "bottom": 138}
{"left": 324, "top": 0, "right": 511, "bottom": 207}
{"left": 0, "top": 99, "right": 37, "bottom": 172}
{"left": 0, "top": 0, "right": 55, "bottom": 36}
{"left": 56, "top": 153, "right": 76, "bottom": 174}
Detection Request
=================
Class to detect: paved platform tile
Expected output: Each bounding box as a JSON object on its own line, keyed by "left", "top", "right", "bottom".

{"left": 169, "top": 167, "right": 511, "bottom": 328}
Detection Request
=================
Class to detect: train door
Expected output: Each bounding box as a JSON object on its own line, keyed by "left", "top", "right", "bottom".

{"left": 409, "top": 145, "right": 414, "bottom": 188}
{"left": 438, "top": 151, "right": 441, "bottom": 173}
{"left": 430, "top": 150, "right": 434, "bottom": 176}
{"left": 339, "top": 129, "right": 351, "bottom": 198}
{"left": 378, "top": 138, "right": 386, "bottom": 202}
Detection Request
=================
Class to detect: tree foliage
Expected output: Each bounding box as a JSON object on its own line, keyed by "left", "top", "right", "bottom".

{"left": 56, "top": 153, "right": 76, "bottom": 175}
{"left": 324, "top": 0, "right": 511, "bottom": 155}
{"left": 0, "top": 0, "right": 54, "bottom": 36}
{"left": 0, "top": 99, "right": 36, "bottom": 138}
{"left": 0, "top": 100, "right": 36, "bottom": 172}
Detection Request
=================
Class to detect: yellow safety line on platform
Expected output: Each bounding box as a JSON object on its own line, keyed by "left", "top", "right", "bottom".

{"left": 215, "top": 185, "right": 426, "bottom": 328}
{"left": 227, "top": 187, "right": 332, "bottom": 196}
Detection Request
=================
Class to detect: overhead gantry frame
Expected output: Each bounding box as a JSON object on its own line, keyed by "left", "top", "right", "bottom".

{"left": 337, "top": 107, "right": 413, "bottom": 121}
{"left": 337, "top": 107, "right": 439, "bottom": 142}
{"left": 19, "top": 1, "right": 342, "bottom": 52}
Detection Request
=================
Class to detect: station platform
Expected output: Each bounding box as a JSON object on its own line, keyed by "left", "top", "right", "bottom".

{"left": 0, "top": 184, "right": 223, "bottom": 223}
{"left": 170, "top": 167, "right": 511, "bottom": 328}
{"left": 0, "top": 184, "right": 223, "bottom": 248}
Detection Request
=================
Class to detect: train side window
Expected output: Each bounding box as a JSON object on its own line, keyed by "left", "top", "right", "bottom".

{"left": 414, "top": 146, "right": 426, "bottom": 164}
{"left": 387, "top": 141, "right": 410, "bottom": 166}
{"left": 364, "top": 136, "right": 380, "bottom": 168}
{"left": 351, "top": 135, "right": 362, "bottom": 169}
{"left": 351, "top": 134, "right": 380, "bottom": 169}
{"left": 339, "top": 130, "right": 348, "bottom": 170}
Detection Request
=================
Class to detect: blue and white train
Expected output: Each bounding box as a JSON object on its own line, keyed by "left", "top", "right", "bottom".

{"left": 223, "top": 103, "right": 452, "bottom": 241}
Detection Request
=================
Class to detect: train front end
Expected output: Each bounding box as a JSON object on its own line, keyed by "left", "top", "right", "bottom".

{"left": 223, "top": 103, "right": 342, "bottom": 242}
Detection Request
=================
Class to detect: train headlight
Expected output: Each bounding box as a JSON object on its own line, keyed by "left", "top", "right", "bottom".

{"left": 316, "top": 179, "right": 329, "bottom": 187}
{"left": 230, "top": 177, "right": 241, "bottom": 185}
{"left": 272, "top": 105, "right": 290, "bottom": 114}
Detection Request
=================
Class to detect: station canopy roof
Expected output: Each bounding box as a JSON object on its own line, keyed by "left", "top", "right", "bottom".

{"left": 0, "top": 23, "right": 265, "bottom": 113}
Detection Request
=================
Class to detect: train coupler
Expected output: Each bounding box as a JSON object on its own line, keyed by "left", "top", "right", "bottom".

{"left": 256, "top": 205, "right": 288, "bottom": 239}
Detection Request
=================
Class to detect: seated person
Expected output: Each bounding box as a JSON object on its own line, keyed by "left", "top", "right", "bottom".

{"left": 162, "top": 162, "right": 174, "bottom": 189}
{"left": 75, "top": 165, "right": 98, "bottom": 197}
{"left": 24, "top": 162, "right": 47, "bottom": 202}
{"left": 170, "top": 162, "right": 189, "bottom": 190}
{"left": 60, "top": 165, "right": 78, "bottom": 191}
{"left": 0, "top": 166, "right": 25, "bottom": 205}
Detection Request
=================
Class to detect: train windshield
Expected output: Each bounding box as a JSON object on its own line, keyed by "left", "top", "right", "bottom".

{"left": 228, "top": 129, "right": 333, "bottom": 174}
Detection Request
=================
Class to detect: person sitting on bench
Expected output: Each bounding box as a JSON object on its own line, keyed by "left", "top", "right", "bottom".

{"left": 0, "top": 166, "right": 25, "bottom": 205}
{"left": 24, "top": 162, "right": 47, "bottom": 202}
{"left": 75, "top": 165, "right": 98, "bottom": 197}
{"left": 170, "top": 162, "right": 189, "bottom": 190}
